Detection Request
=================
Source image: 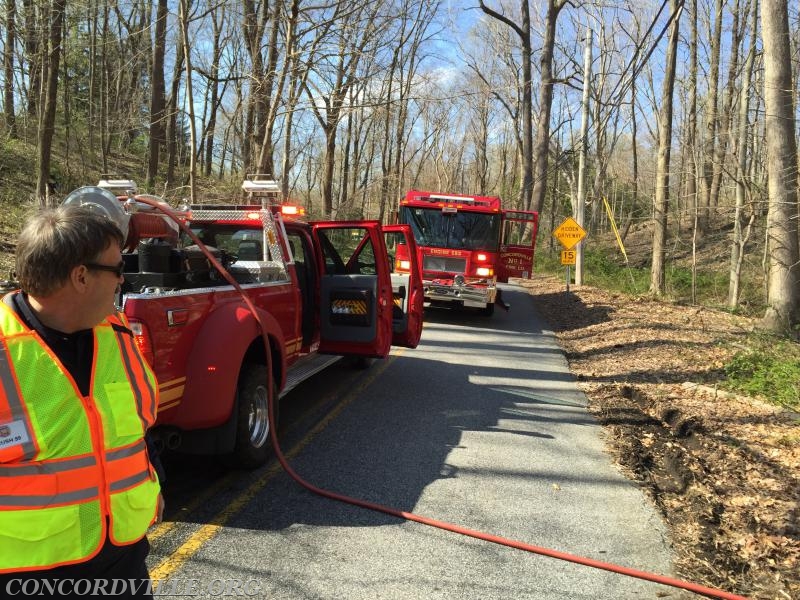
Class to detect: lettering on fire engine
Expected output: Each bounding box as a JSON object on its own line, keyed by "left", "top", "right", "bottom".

{"left": 503, "top": 252, "right": 530, "bottom": 261}
{"left": 429, "top": 248, "right": 456, "bottom": 256}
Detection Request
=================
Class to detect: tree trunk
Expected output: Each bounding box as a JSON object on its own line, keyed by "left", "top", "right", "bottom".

{"left": 687, "top": 0, "right": 699, "bottom": 303}
{"left": 100, "top": 2, "right": 111, "bottom": 173}
{"left": 698, "top": 0, "right": 722, "bottom": 235}
{"left": 35, "top": 0, "right": 65, "bottom": 208}
{"left": 478, "top": 0, "right": 537, "bottom": 219}
{"left": 178, "top": 0, "right": 197, "bottom": 202}
{"left": 22, "top": 0, "right": 41, "bottom": 120}
{"left": 203, "top": 4, "right": 225, "bottom": 177}
{"left": 4, "top": 0, "right": 17, "bottom": 137}
{"left": 760, "top": 0, "right": 800, "bottom": 333}
{"left": 728, "top": 0, "right": 756, "bottom": 308}
{"left": 87, "top": 0, "right": 98, "bottom": 155}
{"left": 241, "top": 0, "right": 268, "bottom": 175}
{"left": 147, "top": 0, "right": 168, "bottom": 189}
{"left": 710, "top": 0, "right": 743, "bottom": 210}
{"left": 650, "top": 0, "right": 681, "bottom": 295}
{"left": 529, "top": 0, "right": 567, "bottom": 217}
{"left": 165, "top": 33, "right": 184, "bottom": 190}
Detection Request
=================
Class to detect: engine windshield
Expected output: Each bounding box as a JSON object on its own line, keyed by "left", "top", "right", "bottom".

{"left": 400, "top": 206, "right": 501, "bottom": 251}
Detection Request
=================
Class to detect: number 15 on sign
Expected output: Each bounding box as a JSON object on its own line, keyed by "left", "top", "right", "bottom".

{"left": 560, "top": 250, "right": 576, "bottom": 265}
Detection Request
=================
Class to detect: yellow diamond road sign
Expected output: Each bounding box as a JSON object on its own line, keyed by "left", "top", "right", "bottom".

{"left": 553, "top": 216, "right": 587, "bottom": 250}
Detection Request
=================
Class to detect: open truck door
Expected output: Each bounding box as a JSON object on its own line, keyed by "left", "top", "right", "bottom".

{"left": 383, "top": 224, "right": 424, "bottom": 348}
{"left": 497, "top": 210, "right": 539, "bottom": 283}
{"left": 312, "top": 221, "right": 416, "bottom": 357}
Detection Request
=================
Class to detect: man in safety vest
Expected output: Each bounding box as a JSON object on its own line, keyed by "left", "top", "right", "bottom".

{"left": 0, "top": 205, "right": 163, "bottom": 597}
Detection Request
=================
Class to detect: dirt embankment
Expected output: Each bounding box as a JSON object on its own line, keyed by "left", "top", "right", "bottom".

{"left": 521, "top": 276, "right": 799, "bottom": 600}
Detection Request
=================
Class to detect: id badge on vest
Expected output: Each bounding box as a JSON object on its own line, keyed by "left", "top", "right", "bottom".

{"left": 0, "top": 419, "right": 31, "bottom": 449}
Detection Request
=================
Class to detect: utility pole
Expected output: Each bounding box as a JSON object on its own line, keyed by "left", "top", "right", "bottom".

{"left": 575, "top": 27, "right": 592, "bottom": 286}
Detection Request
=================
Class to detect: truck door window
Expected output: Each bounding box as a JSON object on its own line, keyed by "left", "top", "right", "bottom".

{"left": 502, "top": 219, "right": 532, "bottom": 246}
{"left": 317, "top": 228, "right": 377, "bottom": 275}
{"left": 384, "top": 231, "right": 407, "bottom": 273}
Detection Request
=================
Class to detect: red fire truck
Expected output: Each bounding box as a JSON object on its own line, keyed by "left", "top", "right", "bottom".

{"left": 394, "top": 189, "right": 539, "bottom": 316}
{"left": 56, "top": 177, "right": 424, "bottom": 467}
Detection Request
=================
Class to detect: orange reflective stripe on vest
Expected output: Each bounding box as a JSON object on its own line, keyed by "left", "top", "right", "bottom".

{"left": 0, "top": 455, "right": 100, "bottom": 508}
{"left": 106, "top": 439, "right": 154, "bottom": 493}
{"left": 110, "top": 323, "right": 158, "bottom": 426}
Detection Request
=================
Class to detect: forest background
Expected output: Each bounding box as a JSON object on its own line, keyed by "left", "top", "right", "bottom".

{"left": 1, "top": 0, "right": 799, "bottom": 329}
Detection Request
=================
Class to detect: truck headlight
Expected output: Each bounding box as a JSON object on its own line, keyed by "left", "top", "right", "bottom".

{"left": 475, "top": 267, "right": 493, "bottom": 277}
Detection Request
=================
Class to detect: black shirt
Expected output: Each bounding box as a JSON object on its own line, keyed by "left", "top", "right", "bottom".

{"left": 11, "top": 292, "right": 95, "bottom": 395}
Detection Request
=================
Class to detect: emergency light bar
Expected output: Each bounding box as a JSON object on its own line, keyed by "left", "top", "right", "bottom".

{"left": 98, "top": 178, "right": 138, "bottom": 195}
{"left": 408, "top": 193, "right": 494, "bottom": 208}
{"left": 429, "top": 194, "right": 476, "bottom": 203}
{"left": 280, "top": 204, "right": 306, "bottom": 216}
{"left": 242, "top": 179, "right": 279, "bottom": 194}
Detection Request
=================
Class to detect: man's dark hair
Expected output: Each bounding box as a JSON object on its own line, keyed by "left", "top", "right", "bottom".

{"left": 16, "top": 205, "right": 125, "bottom": 297}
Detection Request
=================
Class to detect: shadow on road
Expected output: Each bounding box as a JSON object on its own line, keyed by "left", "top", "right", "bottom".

{"left": 157, "top": 287, "right": 618, "bottom": 533}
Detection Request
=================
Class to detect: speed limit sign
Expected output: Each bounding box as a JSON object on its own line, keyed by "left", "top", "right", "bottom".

{"left": 560, "top": 250, "right": 576, "bottom": 265}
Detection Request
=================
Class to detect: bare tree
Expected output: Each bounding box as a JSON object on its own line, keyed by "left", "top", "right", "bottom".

{"left": 4, "top": 0, "right": 17, "bottom": 137}
{"left": 529, "top": 0, "right": 568, "bottom": 217}
{"left": 478, "top": 0, "right": 536, "bottom": 216}
{"left": 727, "top": 0, "right": 757, "bottom": 308}
{"left": 178, "top": 0, "right": 197, "bottom": 202}
{"left": 200, "top": 3, "right": 227, "bottom": 177}
{"left": 698, "top": 0, "right": 722, "bottom": 235}
{"left": 146, "top": 0, "right": 168, "bottom": 188}
{"left": 165, "top": 30, "right": 185, "bottom": 189}
{"left": 22, "top": 0, "right": 42, "bottom": 120}
{"left": 304, "top": 1, "right": 385, "bottom": 217}
{"left": 241, "top": 0, "right": 268, "bottom": 175}
{"left": 710, "top": 0, "right": 744, "bottom": 212}
{"left": 35, "top": 0, "right": 65, "bottom": 208}
{"left": 687, "top": 0, "right": 699, "bottom": 301}
{"left": 759, "top": 0, "right": 800, "bottom": 332}
{"left": 650, "top": 0, "right": 681, "bottom": 295}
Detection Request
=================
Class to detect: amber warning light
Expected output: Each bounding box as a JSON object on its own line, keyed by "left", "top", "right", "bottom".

{"left": 280, "top": 204, "right": 306, "bottom": 217}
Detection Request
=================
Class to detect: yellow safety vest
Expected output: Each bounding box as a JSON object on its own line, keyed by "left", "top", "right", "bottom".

{"left": 0, "top": 295, "right": 160, "bottom": 573}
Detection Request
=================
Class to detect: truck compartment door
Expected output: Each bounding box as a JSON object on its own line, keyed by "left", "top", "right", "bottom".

{"left": 312, "top": 223, "right": 393, "bottom": 357}
{"left": 498, "top": 210, "right": 539, "bottom": 282}
{"left": 383, "top": 225, "right": 424, "bottom": 348}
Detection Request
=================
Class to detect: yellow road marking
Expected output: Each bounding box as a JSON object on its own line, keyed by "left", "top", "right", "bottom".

{"left": 150, "top": 351, "right": 403, "bottom": 585}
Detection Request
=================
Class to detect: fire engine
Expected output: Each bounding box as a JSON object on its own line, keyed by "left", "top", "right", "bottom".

{"left": 55, "top": 176, "right": 424, "bottom": 467}
{"left": 394, "top": 190, "right": 539, "bottom": 316}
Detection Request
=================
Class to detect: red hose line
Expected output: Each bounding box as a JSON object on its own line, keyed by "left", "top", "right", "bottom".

{"left": 141, "top": 199, "right": 749, "bottom": 600}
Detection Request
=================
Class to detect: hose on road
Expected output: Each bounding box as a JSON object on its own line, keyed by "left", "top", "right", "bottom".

{"left": 143, "top": 198, "right": 749, "bottom": 600}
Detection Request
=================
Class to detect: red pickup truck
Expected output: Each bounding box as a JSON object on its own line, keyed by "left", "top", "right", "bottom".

{"left": 61, "top": 177, "right": 424, "bottom": 467}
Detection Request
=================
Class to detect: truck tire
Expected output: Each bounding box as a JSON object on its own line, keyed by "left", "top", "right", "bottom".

{"left": 479, "top": 302, "right": 495, "bottom": 317}
{"left": 234, "top": 364, "right": 278, "bottom": 469}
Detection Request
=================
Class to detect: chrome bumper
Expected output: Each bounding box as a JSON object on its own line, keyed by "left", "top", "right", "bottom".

{"left": 424, "top": 281, "right": 496, "bottom": 308}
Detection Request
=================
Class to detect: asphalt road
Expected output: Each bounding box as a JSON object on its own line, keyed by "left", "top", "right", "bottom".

{"left": 149, "top": 283, "right": 678, "bottom": 599}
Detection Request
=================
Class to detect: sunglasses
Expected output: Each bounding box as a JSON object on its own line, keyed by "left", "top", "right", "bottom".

{"left": 84, "top": 260, "right": 126, "bottom": 278}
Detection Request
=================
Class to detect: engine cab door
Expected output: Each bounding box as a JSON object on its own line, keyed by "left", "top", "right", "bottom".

{"left": 498, "top": 210, "right": 539, "bottom": 283}
{"left": 383, "top": 224, "right": 424, "bottom": 348}
{"left": 312, "top": 221, "right": 394, "bottom": 358}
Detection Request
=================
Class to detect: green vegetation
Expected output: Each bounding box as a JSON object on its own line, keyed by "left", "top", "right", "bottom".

{"left": 723, "top": 335, "right": 800, "bottom": 411}
{"left": 535, "top": 247, "right": 763, "bottom": 314}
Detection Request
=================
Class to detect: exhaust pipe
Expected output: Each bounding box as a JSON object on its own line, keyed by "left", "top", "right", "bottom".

{"left": 165, "top": 430, "right": 181, "bottom": 450}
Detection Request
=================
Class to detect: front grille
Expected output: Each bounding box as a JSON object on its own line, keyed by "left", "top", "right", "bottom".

{"left": 423, "top": 256, "right": 467, "bottom": 273}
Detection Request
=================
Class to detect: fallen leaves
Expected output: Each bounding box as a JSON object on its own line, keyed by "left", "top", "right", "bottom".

{"left": 521, "top": 275, "right": 800, "bottom": 600}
